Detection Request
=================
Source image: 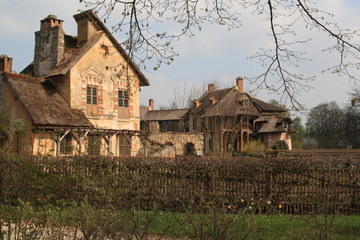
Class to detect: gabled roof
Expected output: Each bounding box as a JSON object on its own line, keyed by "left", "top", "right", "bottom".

{"left": 202, "top": 88, "right": 260, "bottom": 117}
{"left": 22, "top": 10, "right": 149, "bottom": 87}
{"left": 187, "top": 86, "right": 285, "bottom": 117}
{"left": 141, "top": 107, "right": 188, "bottom": 121}
{"left": 255, "top": 115, "right": 295, "bottom": 133}
{"left": 252, "top": 98, "right": 286, "bottom": 113}
{"left": 70, "top": 10, "right": 149, "bottom": 86}
{"left": 46, "top": 32, "right": 103, "bottom": 77}
{"left": 4, "top": 73, "right": 93, "bottom": 127}
{"left": 187, "top": 87, "right": 233, "bottom": 116}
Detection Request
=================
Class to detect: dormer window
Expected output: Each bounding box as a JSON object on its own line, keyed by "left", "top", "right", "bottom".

{"left": 238, "top": 99, "right": 249, "bottom": 107}
{"left": 209, "top": 96, "right": 217, "bottom": 105}
{"left": 282, "top": 122, "right": 289, "bottom": 129}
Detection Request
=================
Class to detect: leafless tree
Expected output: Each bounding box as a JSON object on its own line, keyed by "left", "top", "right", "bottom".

{"left": 350, "top": 86, "right": 360, "bottom": 106}
{"left": 80, "top": 0, "right": 360, "bottom": 110}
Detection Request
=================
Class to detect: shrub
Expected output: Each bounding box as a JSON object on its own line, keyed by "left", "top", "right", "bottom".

{"left": 245, "top": 140, "right": 264, "bottom": 155}
{"left": 292, "top": 140, "right": 303, "bottom": 149}
{"left": 302, "top": 137, "right": 318, "bottom": 149}
{"left": 273, "top": 140, "right": 289, "bottom": 150}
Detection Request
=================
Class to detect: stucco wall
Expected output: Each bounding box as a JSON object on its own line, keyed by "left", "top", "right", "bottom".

{"left": 69, "top": 34, "right": 140, "bottom": 131}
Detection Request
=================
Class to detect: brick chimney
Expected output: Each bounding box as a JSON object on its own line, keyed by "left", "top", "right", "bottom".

{"left": 149, "top": 99, "right": 154, "bottom": 111}
{"left": 34, "top": 15, "right": 64, "bottom": 77}
{"left": 236, "top": 77, "right": 243, "bottom": 93}
{"left": 73, "top": 11, "right": 100, "bottom": 46}
{"left": 208, "top": 83, "right": 215, "bottom": 92}
{"left": 0, "top": 55, "right": 13, "bottom": 73}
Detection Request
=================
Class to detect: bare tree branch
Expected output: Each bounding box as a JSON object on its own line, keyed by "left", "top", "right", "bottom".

{"left": 80, "top": 0, "right": 360, "bottom": 110}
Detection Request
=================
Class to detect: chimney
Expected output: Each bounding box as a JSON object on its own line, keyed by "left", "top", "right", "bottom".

{"left": 0, "top": 55, "right": 13, "bottom": 73}
{"left": 236, "top": 77, "right": 243, "bottom": 93}
{"left": 149, "top": 99, "right": 154, "bottom": 111}
{"left": 34, "top": 15, "right": 64, "bottom": 77}
{"left": 208, "top": 83, "right": 215, "bottom": 92}
{"left": 73, "top": 11, "right": 100, "bottom": 45}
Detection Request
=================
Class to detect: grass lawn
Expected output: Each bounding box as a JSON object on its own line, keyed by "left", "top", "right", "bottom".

{"left": 126, "top": 211, "right": 360, "bottom": 239}
{"left": 1, "top": 204, "right": 359, "bottom": 239}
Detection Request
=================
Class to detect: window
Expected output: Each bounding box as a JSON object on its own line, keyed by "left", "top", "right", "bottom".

{"left": 87, "top": 86, "right": 97, "bottom": 105}
{"left": 87, "top": 135, "right": 101, "bottom": 155}
{"left": 60, "top": 134, "right": 72, "bottom": 155}
{"left": 119, "top": 135, "right": 131, "bottom": 156}
{"left": 118, "top": 90, "right": 129, "bottom": 107}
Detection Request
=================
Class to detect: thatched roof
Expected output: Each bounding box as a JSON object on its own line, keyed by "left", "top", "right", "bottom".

{"left": 252, "top": 98, "right": 286, "bottom": 113}
{"left": 5, "top": 73, "right": 93, "bottom": 127}
{"left": 141, "top": 108, "right": 188, "bottom": 121}
{"left": 187, "top": 87, "right": 233, "bottom": 116}
{"left": 255, "top": 115, "right": 295, "bottom": 133}
{"left": 202, "top": 89, "right": 260, "bottom": 117}
{"left": 187, "top": 86, "right": 285, "bottom": 117}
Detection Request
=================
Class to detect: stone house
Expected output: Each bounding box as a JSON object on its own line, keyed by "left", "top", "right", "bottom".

{"left": 0, "top": 10, "right": 149, "bottom": 156}
{"left": 140, "top": 100, "right": 204, "bottom": 156}
{"left": 141, "top": 77, "right": 295, "bottom": 156}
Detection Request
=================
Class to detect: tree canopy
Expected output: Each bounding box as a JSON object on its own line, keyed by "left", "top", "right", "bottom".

{"left": 306, "top": 101, "right": 360, "bottom": 148}
{"left": 81, "top": 0, "right": 360, "bottom": 109}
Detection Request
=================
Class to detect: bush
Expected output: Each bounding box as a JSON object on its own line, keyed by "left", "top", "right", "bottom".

{"left": 302, "top": 137, "right": 318, "bottom": 149}
{"left": 273, "top": 140, "right": 289, "bottom": 150}
{"left": 245, "top": 140, "right": 264, "bottom": 155}
{"left": 292, "top": 140, "right": 303, "bottom": 149}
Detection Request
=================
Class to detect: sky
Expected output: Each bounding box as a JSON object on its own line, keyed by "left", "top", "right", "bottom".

{"left": 1, "top": 0, "right": 360, "bottom": 122}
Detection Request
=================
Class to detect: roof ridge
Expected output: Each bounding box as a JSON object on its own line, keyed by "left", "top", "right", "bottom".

{"left": 4, "top": 72, "right": 45, "bottom": 83}
{"left": 197, "top": 86, "right": 234, "bottom": 102}
{"left": 150, "top": 108, "right": 189, "bottom": 112}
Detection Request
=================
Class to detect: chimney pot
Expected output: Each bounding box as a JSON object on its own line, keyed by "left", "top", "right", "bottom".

{"left": 149, "top": 99, "right": 154, "bottom": 111}
{"left": 40, "top": 15, "right": 63, "bottom": 31}
{"left": 208, "top": 83, "right": 215, "bottom": 92}
{"left": 0, "top": 55, "right": 13, "bottom": 73}
{"left": 236, "top": 77, "right": 243, "bottom": 93}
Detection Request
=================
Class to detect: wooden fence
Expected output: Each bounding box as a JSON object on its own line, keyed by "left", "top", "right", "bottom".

{"left": 0, "top": 153, "right": 359, "bottom": 214}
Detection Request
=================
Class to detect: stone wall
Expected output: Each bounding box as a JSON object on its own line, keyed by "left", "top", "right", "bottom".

{"left": 147, "top": 132, "right": 204, "bottom": 156}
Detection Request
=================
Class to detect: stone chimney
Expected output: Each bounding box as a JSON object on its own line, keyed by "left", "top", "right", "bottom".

{"left": 73, "top": 11, "right": 100, "bottom": 46}
{"left": 149, "top": 99, "right": 154, "bottom": 111}
{"left": 236, "top": 77, "right": 243, "bottom": 93}
{"left": 0, "top": 55, "right": 13, "bottom": 73}
{"left": 34, "top": 15, "right": 64, "bottom": 77}
{"left": 208, "top": 83, "right": 215, "bottom": 92}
